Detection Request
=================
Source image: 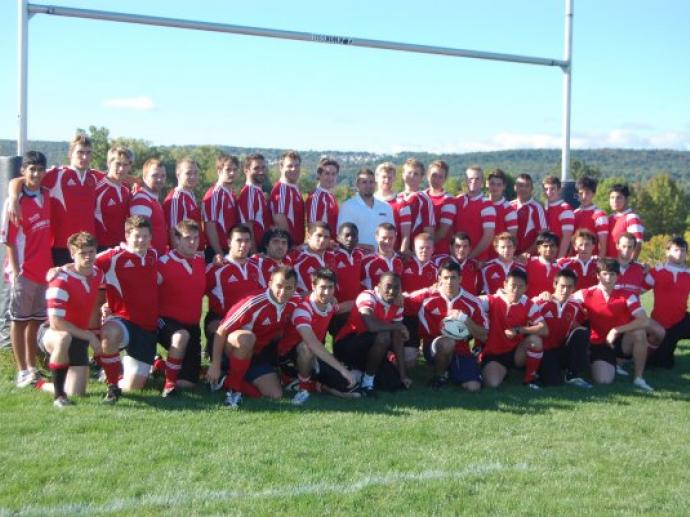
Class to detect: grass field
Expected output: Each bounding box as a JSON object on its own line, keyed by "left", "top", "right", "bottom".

{"left": 1, "top": 295, "right": 689, "bottom": 516}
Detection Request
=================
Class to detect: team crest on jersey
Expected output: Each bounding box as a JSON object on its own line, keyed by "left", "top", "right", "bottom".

{"left": 67, "top": 179, "right": 77, "bottom": 186}
{"left": 431, "top": 308, "right": 441, "bottom": 315}
{"left": 228, "top": 275, "right": 238, "bottom": 282}
{"left": 108, "top": 199, "right": 116, "bottom": 207}
{"left": 491, "top": 272, "right": 501, "bottom": 279}
{"left": 337, "top": 263, "right": 346, "bottom": 269}
{"left": 261, "top": 317, "right": 272, "bottom": 326}
{"left": 543, "top": 311, "right": 553, "bottom": 318}
{"left": 124, "top": 260, "right": 135, "bottom": 268}
{"left": 404, "top": 268, "right": 413, "bottom": 274}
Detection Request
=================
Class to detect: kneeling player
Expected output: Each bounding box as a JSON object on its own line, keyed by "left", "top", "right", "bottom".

{"left": 206, "top": 267, "right": 300, "bottom": 409}
{"left": 419, "top": 261, "right": 488, "bottom": 392}
{"left": 480, "top": 269, "right": 547, "bottom": 388}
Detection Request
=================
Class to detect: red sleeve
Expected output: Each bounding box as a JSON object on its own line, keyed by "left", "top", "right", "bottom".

{"left": 41, "top": 168, "right": 58, "bottom": 189}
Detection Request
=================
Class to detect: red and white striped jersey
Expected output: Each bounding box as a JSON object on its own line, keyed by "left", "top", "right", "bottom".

{"left": 163, "top": 188, "right": 205, "bottom": 250}
{"left": 646, "top": 263, "right": 690, "bottom": 328}
{"left": 396, "top": 191, "right": 436, "bottom": 238}
{"left": 557, "top": 256, "right": 599, "bottom": 290}
{"left": 606, "top": 209, "right": 644, "bottom": 258}
{"left": 335, "top": 289, "right": 403, "bottom": 341}
{"left": 292, "top": 249, "right": 336, "bottom": 294}
{"left": 46, "top": 266, "right": 103, "bottom": 330}
{"left": 270, "top": 181, "right": 305, "bottom": 245}
{"left": 525, "top": 257, "right": 557, "bottom": 298}
{"left": 278, "top": 294, "right": 338, "bottom": 354}
{"left": 331, "top": 247, "right": 368, "bottom": 302}
{"left": 378, "top": 193, "right": 411, "bottom": 249}
{"left": 432, "top": 255, "right": 482, "bottom": 296}
{"left": 158, "top": 250, "right": 206, "bottom": 325}
{"left": 545, "top": 199, "right": 575, "bottom": 242}
{"left": 306, "top": 186, "right": 339, "bottom": 237}
{"left": 480, "top": 291, "right": 544, "bottom": 355}
{"left": 400, "top": 257, "right": 437, "bottom": 294}
{"left": 616, "top": 261, "right": 649, "bottom": 295}
{"left": 250, "top": 254, "right": 293, "bottom": 288}
{"left": 205, "top": 258, "right": 262, "bottom": 316}
{"left": 361, "top": 253, "right": 404, "bottom": 290}
{"left": 537, "top": 298, "right": 586, "bottom": 350}
{"left": 202, "top": 184, "right": 238, "bottom": 252}
{"left": 481, "top": 259, "right": 527, "bottom": 295}
{"left": 573, "top": 285, "right": 643, "bottom": 345}
{"left": 94, "top": 177, "right": 130, "bottom": 247}
{"left": 238, "top": 183, "right": 271, "bottom": 247}
{"left": 425, "top": 189, "right": 456, "bottom": 255}
{"left": 454, "top": 193, "right": 497, "bottom": 261}
{"left": 129, "top": 187, "right": 168, "bottom": 255}
{"left": 488, "top": 197, "right": 518, "bottom": 259}
{"left": 573, "top": 204, "right": 608, "bottom": 252}
{"left": 510, "top": 198, "right": 548, "bottom": 255}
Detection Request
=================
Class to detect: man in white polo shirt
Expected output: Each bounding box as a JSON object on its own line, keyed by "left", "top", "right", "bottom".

{"left": 338, "top": 168, "right": 394, "bottom": 250}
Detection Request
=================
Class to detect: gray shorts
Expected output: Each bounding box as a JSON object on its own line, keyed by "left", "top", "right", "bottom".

{"left": 9, "top": 275, "right": 47, "bottom": 321}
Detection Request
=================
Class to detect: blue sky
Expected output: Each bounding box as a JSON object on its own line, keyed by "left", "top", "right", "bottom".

{"left": 1, "top": 0, "right": 688, "bottom": 153}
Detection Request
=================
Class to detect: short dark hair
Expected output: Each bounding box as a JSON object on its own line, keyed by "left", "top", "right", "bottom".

{"left": 597, "top": 257, "right": 620, "bottom": 274}
{"left": 506, "top": 268, "right": 528, "bottom": 284}
{"left": 271, "top": 266, "right": 297, "bottom": 283}
{"left": 487, "top": 168, "right": 508, "bottom": 185}
{"left": 516, "top": 173, "right": 533, "bottom": 186}
{"left": 576, "top": 176, "right": 598, "bottom": 193}
{"left": 377, "top": 222, "right": 396, "bottom": 234}
{"left": 667, "top": 236, "right": 688, "bottom": 251}
{"left": 317, "top": 157, "right": 340, "bottom": 175}
{"left": 228, "top": 223, "right": 253, "bottom": 239}
{"left": 259, "top": 227, "right": 292, "bottom": 252}
{"left": 307, "top": 221, "right": 331, "bottom": 235}
{"left": 378, "top": 271, "right": 400, "bottom": 285}
{"left": 610, "top": 183, "right": 630, "bottom": 198}
{"left": 438, "top": 260, "right": 461, "bottom": 275}
{"left": 22, "top": 150, "right": 47, "bottom": 169}
{"left": 338, "top": 222, "right": 359, "bottom": 235}
{"left": 572, "top": 228, "right": 596, "bottom": 245}
{"left": 542, "top": 175, "right": 561, "bottom": 188}
{"left": 617, "top": 232, "right": 637, "bottom": 247}
{"left": 555, "top": 267, "right": 577, "bottom": 284}
{"left": 451, "top": 231, "right": 472, "bottom": 246}
{"left": 174, "top": 219, "right": 200, "bottom": 238}
{"left": 536, "top": 230, "right": 559, "bottom": 248}
{"left": 311, "top": 267, "right": 337, "bottom": 286}
{"left": 125, "top": 215, "right": 151, "bottom": 234}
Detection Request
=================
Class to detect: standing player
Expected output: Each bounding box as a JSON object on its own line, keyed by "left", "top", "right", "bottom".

{"left": 510, "top": 174, "right": 547, "bottom": 256}
{"left": 270, "top": 150, "right": 305, "bottom": 247}
{"left": 433, "top": 232, "right": 482, "bottom": 295}
{"left": 129, "top": 158, "right": 168, "bottom": 255}
{"left": 397, "top": 158, "right": 435, "bottom": 255}
{"left": 481, "top": 232, "right": 526, "bottom": 295}
{"left": 361, "top": 223, "right": 404, "bottom": 290}
{"left": 163, "top": 157, "right": 204, "bottom": 251}
{"left": 454, "top": 166, "right": 496, "bottom": 261}
{"left": 573, "top": 176, "right": 608, "bottom": 256}
{"left": 238, "top": 153, "right": 271, "bottom": 249}
{"left": 95, "top": 147, "right": 133, "bottom": 251}
{"left": 202, "top": 153, "right": 239, "bottom": 263}
{"left": 374, "top": 162, "right": 411, "bottom": 253}
{"left": 524, "top": 231, "right": 559, "bottom": 299}
{"left": 557, "top": 229, "right": 599, "bottom": 290}
{"left": 293, "top": 222, "right": 335, "bottom": 294}
{"left": 486, "top": 169, "right": 518, "bottom": 259}
{"left": 614, "top": 233, "right": 647, "bottom": 296}
{"left": 306, "top": 158, "right": 340, "bottom": 237}
{"left": 606, "top": 184, "right": 644, "bottom": 259}
{"left": 1, "top": 151, "right": 51, "bottom": 387}
{"left": 425, "top": 160, "right": 456, "bottom": 255}
{"left": 542, "top": 175, "right": 575, "bottom": 258}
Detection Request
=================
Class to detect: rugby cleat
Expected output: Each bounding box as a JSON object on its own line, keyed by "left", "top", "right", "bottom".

{"left": 291, "top": 389, "right": 311, "bottom": 406}
{"left": 103, "top": 384, "right": 122, "bottom": 404}
{"left": 223, "top": 390, "right": 242, "bottom": 409}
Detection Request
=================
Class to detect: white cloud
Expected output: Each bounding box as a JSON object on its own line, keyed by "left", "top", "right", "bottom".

{"left": 103, "top": 96, "right": 155, "bottom": 110}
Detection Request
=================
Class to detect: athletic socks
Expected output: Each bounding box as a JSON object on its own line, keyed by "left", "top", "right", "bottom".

{"left": 224, "top": 356, "right": 251, "bottom": 392}
{"left": 524, "top": 349, "right": 544, "bottom": 384}
{"left": 97, "top": 353, "right": 122, "bottom": 385}
{"left": 164, "top": 356, "right": 183, "bottom": 389}
{"left": 49, "top": 362, "right": 69, "bottom": 399}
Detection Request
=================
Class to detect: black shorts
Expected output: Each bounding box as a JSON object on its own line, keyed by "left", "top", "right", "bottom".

{"left": 157, "top": 317, "right": 202, "bottom": 383}
{"left": 51, "top": 248, "right": 72, "bottom": 267}
{"left": 244, "top": 341, "right": 279, "bottom": 382}
{"left": 590, "top": 344, "right": 618, "bottom": 365}
{"left": 328, "top": 312, "right": 350, "bottom": 340}
{"left": 482, "top": 351, "right": 517, "bottom": 370}
{"left": 333, "top": 332, "right": 376, "bottom": 371}
{"left": 203, "top": 311, "right": 222, "bottom": 354}
{"left": 111, "top": 317, "right": 157, "bottom": 365}
{"left": 402, "top": 315, "right": 420, "bottom": 349}
{"left": 539, "top": 348, "right": 566, "bottom": 386}
{"left": 278, "top": 344, "right": 351, "bottom": 392}
{"left": 37, "top": 322, "right": 90, "bottom": 367}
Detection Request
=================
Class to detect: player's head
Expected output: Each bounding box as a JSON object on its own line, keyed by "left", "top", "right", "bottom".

{"left": 609, "top": 183, "right": 630, "bottom": 212}
{"left": 535, "top": 231, "right": 559, "bottom": 261}
{"left": 337, "top": 222, "right": 359, "bottom": 251}
{"left": 451, "top": 232, "right": 472, "bottom": 261}
{"left": 542, "top": 175, "right": 562, "bottom": 202}
{"left": 306, "top": 221, "right": 331, "bottom": 253}
{"left": 376, "top": 222, "right": 397, "bottom": 256}
{"left": 260, "top": 227, "right": 291, "bottom": 260}
{"left": 279, "top": 150, "right": 301, "bottom": 184}
{"left": 572, "top": 229, "right": 595, "bottom": 259}
{"left": 316, "top": 157, "right": 340, "bottom": 189}
{"left": 376, "top": 272, "right": 401, "bottom": 304}
{"left": 355, "top": 168, "right": 376, "bottom": 198}
{"left": 465, "top": 165, "right": 484, "bottom": 195}
{"left": 142, "top": 158, "right": 166, "bottom": 193}
{"left": 216, "top": 153, "right": 239, "bottom": 185}
{"left": 616, "top": 232, "right": 637, "bottom": 262}
{"left": 173, "top": 219, "right": 200, "bottom": 257}
{"left": 427, "top": 160, "right": 449, "bottom": 191}
{"left": 402, "top": 158, "right": 425, "bottom": 190}
{"left": 413, "top": 232, "right": 434, "bottom": 262}
{"left": 493, "top": 232, "right": 516, "bottom": 261}
{"left": 487, "top": 168, "right": 508, "bottom": 199}
{"left": 176, "top": 157, "right": 200, "bottom": 190}
{"left": 67, "top": 231, "right": 97, "bottom": 270}
{"left": 228, "top": 223, "right": 252, "bottom": 259}
{"left": 515, "top": 173, "right": 534, "bottom": 201}
{"left": 268, "top": 266, "right": 297, "bottom": 304}
{"left": 244, "top": 153, "right": 266, "bottom": 186}
{"left": 21, "top": 150, "right": 47, "bottom": 189}
{"left": 553, "top": 268, "right": 577, "bottom": 302}
{"left": 503, "top": 269, "right": 527, "bottom": 302}
{"left": 576, "top": 176, "right": 597, "bottom": 206}
{"left": 666, "top": 236, "right": 688, "bottom": 265}
{"left": 107, "top": 146, "right": 134, "bottom": 182}
{"left": 310, "top": 267, "right": 337, "bottom": 304}
{"left": 596, "top": 257, "right": 620, "bottom": 288}
{"left": 124, "top": 215, "right": 152, "bottom": 254}
{"left": 437, "top": 260, "right": 461, "bottom": 298}
{"left": 68, "top": 133, "right": 92, "bottom": 170}
{"left": 375, "top": 162, "right": 396, "bottom": 192}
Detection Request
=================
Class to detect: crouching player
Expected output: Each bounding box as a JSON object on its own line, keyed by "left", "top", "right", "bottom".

{"left": 480, "top": 269, "right": 547, "bottom": 388}
{"left": 206, "top": 267, "right": 300, "bottom": 409}
{"left": 277, "top": 268, "right": 357, "bottom": 405}
{"left": 38, "top": 232, "right": 102, "bottom": 407}
{"left": 419, "top": 261, "right": 488, "bottom": 392}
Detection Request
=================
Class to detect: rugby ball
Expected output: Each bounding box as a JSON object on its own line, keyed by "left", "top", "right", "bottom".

{"left": 441, "top": 316, "right": 471, "bottom": 341}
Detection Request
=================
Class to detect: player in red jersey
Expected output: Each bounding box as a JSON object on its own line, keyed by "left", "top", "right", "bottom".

{"left": 38, "top": 232, "right": 102, "bottom": 407}
{"left": 156, "top": 220, "right": 206, "bottom": 397}
{"left": 479, "top": 269, "right": 547, "bottom": 388}
{"left": 557, "top": 229, "right": 599, "bottom": 290}
{"left": 374, "top": 162, "right": 411, "bottom": 253}
{"left": 607, "top": 183, "right": 644, "bottom": 259}
{"left": 238, "top": 153, "right": 271, "bottom": 249}
{"left": 525, "top": 231, "right": 559, "bottom": 299}
{"left": 542, "top": 175, "right": 575, "bottom": 258}
{"left": 97, "top": 216, "right": 159, "bottom": 402}
{"left": 614, "top": 233, "right": 648, "bottom": 296}
{"left": 486, "top": 169, "right": 518, "bottom": 260}
{"left": 454, "top": 166, "right": 496, "bottom": 261}
{"left": 293, "top": 222, "right": 335, "bottom": 294}
{"left": 129, "top": 158, "right": 168, "bottom": 255}
{"left": 306, "top": 157, "right": 340, "bottom": 237}
{"left": 397, "top": 158, "right": 435, "bottom": 255}
{"left": 433, "top": 232, "right": 483, "bottom": 295}
{"left": 510, "top": 174, "right": 547, "bottom": 256}
{"left": 426, "top": 160, "right": 456, "bottom": 255}
{"left": 95, "top": 147, "right": 133, "bottom": 250}
{"left": 481, "top": 232, "right": 526, "bottom": 295}
{"left": 277, "top": 268, "right": 356, "bottom": 405}
{"left": 645, "top": 237, "right": 690, "bottom": 368}
{"left": 202, "top": 153, "right": 239, "bottom": 263}
{"left": 334, "top": 272, "right": 411, "bottom": 396}
{"left": 1, "top": 151, "right": 51, "bottom": 388}
{"left": 163, "top": 157, "right": 205, "bottom": 251}
{"left": 535, "top": 268, "right": 591, "bottom": 388}
{"left": 361, "top": 223, "right": 404, "bottom": 290}
{"left": 419, "top": 261, "right": 488, "bottom": 392}
{"left": 252, "top": 227, "right": 293, "bottom": 288}
{"left": 206, "top": 267, "right": 300, "bottom": 409}
{"left": 270, "top": 150, "right": 305, "bottom": 247}
{"left": 572, "top": 258, "right": 653, "bottom": 391}
{"left": 574, "top": 176, "right": 608, "bottom": 256}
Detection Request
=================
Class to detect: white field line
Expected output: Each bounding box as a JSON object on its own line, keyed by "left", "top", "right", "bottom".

{"left": 6, "top": 462, "right": 528, "bottom": 516}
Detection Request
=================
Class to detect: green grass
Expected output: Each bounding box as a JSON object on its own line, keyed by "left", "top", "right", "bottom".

{"left": 1, "top": 294, "right": 689, "bottom": 516}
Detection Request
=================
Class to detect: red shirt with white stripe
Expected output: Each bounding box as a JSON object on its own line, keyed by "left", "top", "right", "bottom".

{"left": 158, "top": 250, "right": 206, "bottom": 325}
{"left": 42, "top": 166, "right": 101, "bottom": 248}
{"left": 377, "top": 194, "right": 411, "bottom": 249}
{"left": 396, "top": 191, "right": 436, "bottom": 239}
{"left": 292, "top": 249, "right": 336, "bottom": 294}
{"left": 331, "top": 247, "right": 367, "bottom": 302}
{"left": 510, "top": 198, "right": 548, "bottom": 255}
{"left": 481, "top": 259, "right": 527, "bottom": 295}
{"left": 361, "top": 254, "right": 404, "bottom": 290}
{"left": 306, "top": 187, "right": 339, "bottom": 237}
{"left": 270, "top": 181, "right": 305, "bottom": 245}
{"left": 488, "top": 197, "right": 518, "bottom": 259}
{"left": 94, "top": 178, "right": 130, "bottom": 247}
{"left": 432, "top": 255, "right": 482, "bottom": 295}
{"left": 572, "top": 285, "right": 643, "bottom": 345}
{"left": 525, "top": 257, "right": 557, "bottom": 298}
{"left": 279, "top": 294, "right": 338, "bottom": 354}
{"left": 96, "top": 246, "right": 159, "bottom": 331}
{"left": 335, "top": 289, "right": 404, "bottom": 341}
{"left": 46, "top": 266, "right": 103, "bottom": 330}
{"left": 250, "top": 254, "right": 293, "bottom": 288}
{"left": 538, "top": 298, "right": 586, "bottom": 350}
{"left": 425, "top": 189, "right": 456, "bottom": 255}
{"left": 401, "top": 257, "right": 437, "bottom": 294}
{"left": 218, "top": 289, "right": 299, "bottom": 352}
{"left": 646, "top": 263, "right": 690, "bottom": 328}
{"left": 616, "top": 261, "right": 648, "bottom": 296}
{"left": 573, "top": 204, "right": 608, "bottom": 253}
{"left": 545, "top": 199, "right": 575, "bottom": 243}
{"left": 163, "top": 188, "right": 205, "bottom": 250}
{"left": 238, "top": 183, "right": 271, "bottom": 247}
{"left": 557, "top": 256, "right": 599, "bottom": 290}
{"left": 206, "top": 257, "right": 262, "bottom": 317}
{"left": 480, "top": 291, "right": 544, "bottom": 355}
{"left": 606, "top": 209, "right": 644, "bottom": 258}
{"left": 453, "top": 193, "right": 497, "bottom": 261}
{"left": 1, "top": 188, "right": 52, "bottom": 284}
{"left": 202, "top": 184, "right": 238, "bottom": 251}
{"left": 129, "top": 188, "right": 168, "bottom": 255}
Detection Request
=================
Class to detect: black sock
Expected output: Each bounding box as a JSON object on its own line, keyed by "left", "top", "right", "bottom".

{"left": 50, "top": 363, "right": 68, "bottom": 398}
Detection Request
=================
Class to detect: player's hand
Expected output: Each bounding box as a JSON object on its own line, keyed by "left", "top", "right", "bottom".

{"left": 86, "top": 331, "right": 100, "bottom": 351}
{"left": 504, "top": 328, "right": 519, "bottom": 339}
{"left": 8, "top": 197, "right": 21, "bottom": 225}
{"left": 101, "top": 304, "right": 112, "bottom": 324}
{"left": 447, "top": 309, "right": 464, "bottom": 320}
{"left": 401, "top": 376, "right": 413, "bottom": 389}
{"left": 606, "top": 328, "right": 619, "bottom": 347}
{"left": 206, "top": 363, "right": 221, "bottom": 384}
{"left": 213, "top": 253, "right": 225, "bottom": 265}
{"left": 538, "top": 291, "right": 551, "bottom": 302}
{"left": 340, "top": 368, "right": 356, "bottom": 388}
{"left": 44, "top": 266, "right": 61, "bottom": 283}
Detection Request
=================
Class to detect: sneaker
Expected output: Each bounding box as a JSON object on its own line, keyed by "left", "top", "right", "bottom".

{"left": 291, "top": 389, "right": 311, "bottom": 406}
{"left": 525, "top": 382, "right": 542, "bottom": 391}
{"left": 103, "top": 384, "right": 122, "bottom": 404}
{"left": 223, "top": 390, "right": 242, "bottom": 409}
{"left": 633, "top": 377, "right": 654, "bottom": 393}
{"left": 429, "top": 375, "right": 448, "bottom": 391}
{"left": 161, "top": 383, "right": 177, "bottom": 398}
{"left": 53, "top": 396, "right": 72, "bottom": 409}
{"left": 356, "top": 385, "right": 377, "bottom": 398}
{"left": 615, "top": 364, "right": 630, "bottom": 377}
{"left": 566, "top": 376, "right": 593, "bottom": 389}
{"left": 15, "top": 371, "right": 31, "bottom": 388}
{"left": 97, "top": 369, "right": 107, "bottom": 383}
{"left": 209, "top": 374, "right": 226, "bottom": 392}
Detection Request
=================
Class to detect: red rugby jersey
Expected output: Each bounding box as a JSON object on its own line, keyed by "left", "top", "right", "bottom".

{"left": 454, "top": 193, "right": 497, "bottom": 261}
{"left": 401, "top": 257, "right": 437, "bottom": 294}
{"left": 293, "top": 249, "right": 336, "bottom": 294}
{"left": 481, "top": 259, "right": 526, "bottom": 295}
{"left": 646, "top": 263, "right": 690, "bottom": 328}
{"left": 95, "top": 177, "right": 130, "bottom": 247}
{"left": 331, "top": 247, "right": 367, "bottom": 302}
{"left": 572, "top": 285, "right": 643, "bottom": 345}
{"left": 202, "top": 184, "right": 238, "bottom": 251}
{"left": 250, "top": 254, "right": 293, "bottom": 288}
{"left": 163, "top": 188, "right": 205, "bottom": 250}
{"left": 510, "top": 198, "right": 547, "bottom": 255}
{"left": 606, "top": 209, "right": 644, "bottom": 258}
{"left": 129, "top": 188, "right": 168, "bottom": 255}
{"left": 361, "top": 254, "right": 404, "bottom": 290}
{"left": 270, "top": 181, "right": 305, "bottom": 246}
{"left": 396, "top": 191, "right": 436, "bottom": 239}
{"left": 238, "top": 183, "right": 271, "bottom": 247}
{"left": 573, "top": 204, "right": 608, "bottom": 253}
{"left": 306, "top": 187, "right": 339, "bottom": 237}
{"left": 206, "top": 257, "right": 262, "bottom": 316}
{"left": 557, "top": 256, "right": 599, "bottom": 290}
{"left": 616, "top": 261, "right": 649, "bottom": 296}
{"left": 480, "top": 291, "right": 544, "bottom": 355}
{"left": 425, "top": 189, "right": 456, "bottom": 255}
{"left": 537, "top": 298, "right": 586, "bottom": 350}
{"left": 46, "top": 266, "right": 103, "bottom": 330}
{"left": 545, "top": 199, "right": 575, "bottom": 243}
{"left": 158, "top": 250, "right": 206, "bottom": 325}
{"left": 525, "top": 257, "right": 557, "bottom": 298}
{"left": 278, "top": 294, "right": 338, "bottom": 354}
{"left": 335, "top": 289, "right": 404, "bottom": 341}
{"left": 432, "top": 255, "right": 482, "bottom": 296}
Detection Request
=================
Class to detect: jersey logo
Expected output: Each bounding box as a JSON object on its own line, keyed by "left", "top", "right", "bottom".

{"left": 124, "top": 260, "right": 135, "bottom": 268}
{"left": 337, "top": 263, "right": 346, "bottom": 269}
{"left": 228, "top": 275, "right": 238, "bottom": 282}
{"left": 491, "top": 272, "right": 501, "bottom": 279}
{"left": 431, "top": 308, "right": 441, "bottom": 315}
{"left": 107, "top": 199, "right": 117, "bottom": 207}
{"left": 67, "top": 179, "right": 77, "bottom": 186}
{"left": 543, "top": 311, "right": 553, "bottom": 318}
{"left": 404, "top": 268, "right": 413, "bottom": 274}
{"left": 261, "top": 317, "right": 272, "bottom": 326}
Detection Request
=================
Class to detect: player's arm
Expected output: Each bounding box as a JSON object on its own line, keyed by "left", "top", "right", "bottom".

{"left": 505, "top": 320, "right": 548, "bottom": 339}
{"left": 6, "top": 178, "right": 25, "bottom": 223}
{"left": 207, "top": 326, "right": 229, "bottom": 384}
{"left": 4, "top": 243, "right": 20, "bottom": 283}
{"left": 558, "top": 229, "right": 573, "bottom": 258}
{"left": 469, "top": 228, "right": 495, "bottom": 259}
{"left": 360, "top": 310, "right": 408, "bottom": 336}
{"left": 390, "top": 323, "right": 411, "bottom": 387}
{"left": 464, "top": 317, "right": 488, "bottom": 342}
{"left": 399, "top": 223, "right": 412, "bottom": 255}
{"left": 597, "top": 234, "right": 608, "bottom": 257}
{"left": 205, "top": 221, "right": 224, "bottom": 257}
{"left": 606, "top": 310, "right": 649, "bottom": 345}
{"left": 49, "top": 313, "right": 99, "bottom": 350}
{"left": 296, "top": 325, "right": 354, "bottom": 386}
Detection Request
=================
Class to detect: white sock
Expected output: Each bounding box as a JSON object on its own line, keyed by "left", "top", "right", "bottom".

{"left": 361, "top": 374, "right": 375, "bottom": 389}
